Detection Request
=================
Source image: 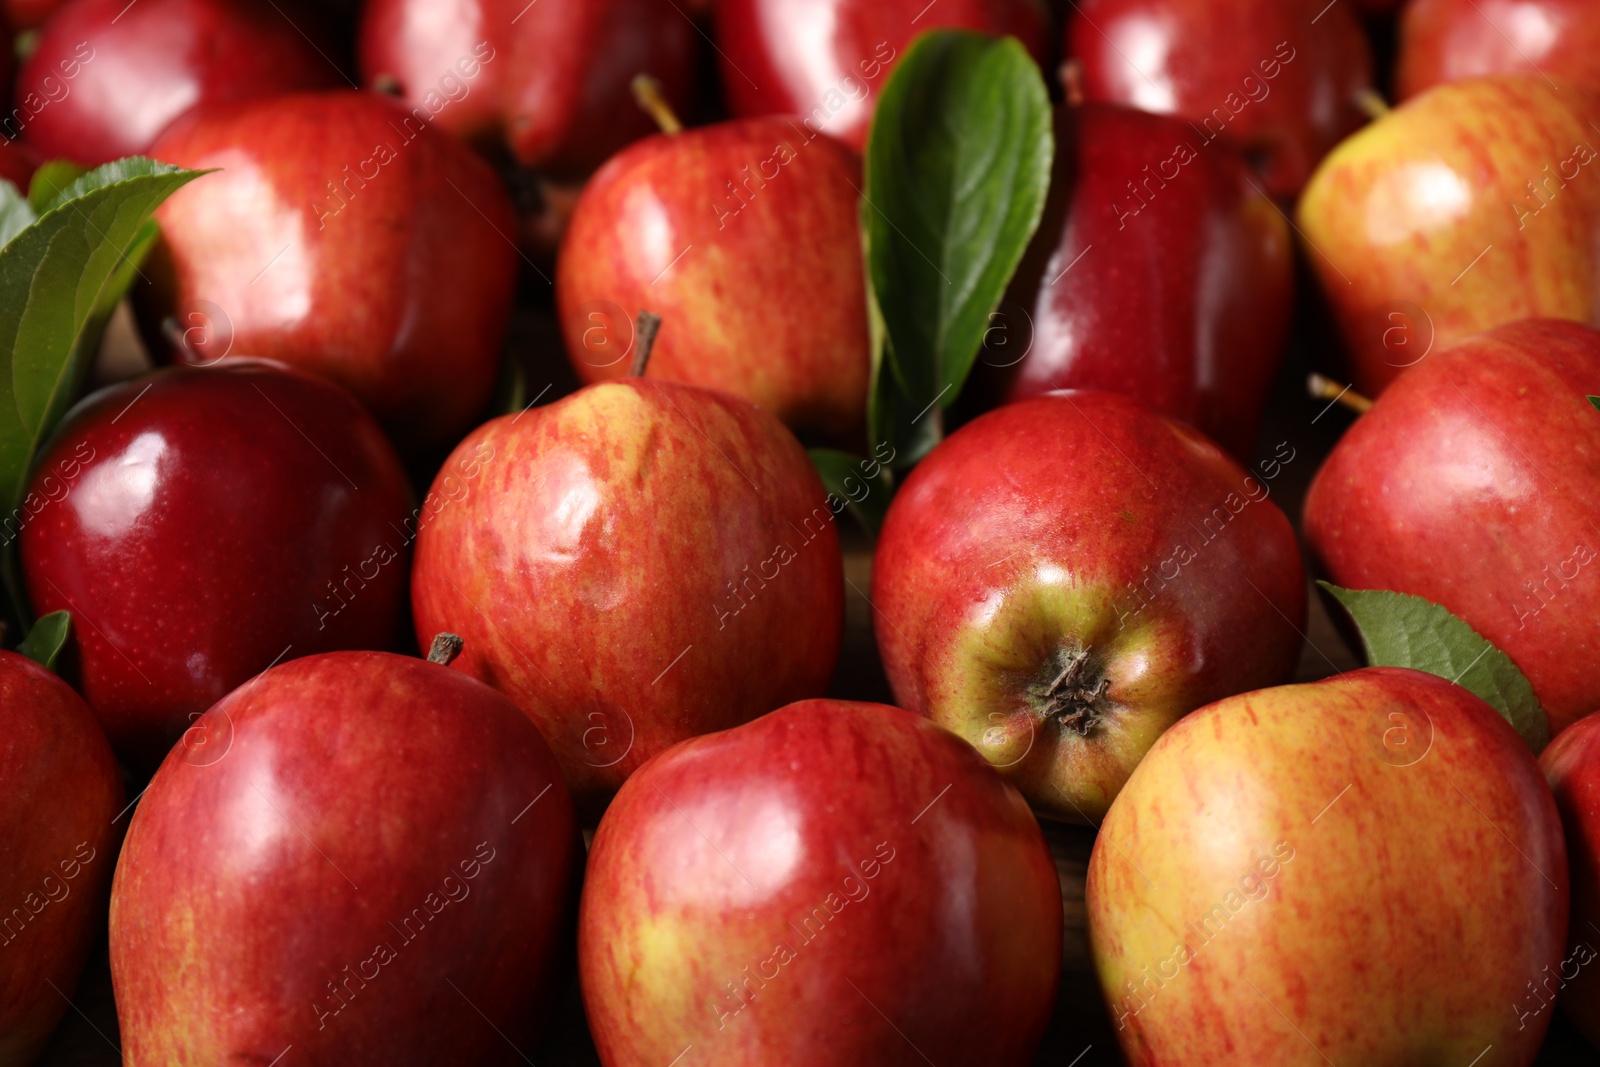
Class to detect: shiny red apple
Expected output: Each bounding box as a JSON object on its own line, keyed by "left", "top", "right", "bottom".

{"left": 0, "top": 651, "right": 123, "bottom": 1065}
{"left": 1064, "top": 0, "right": 1374, "bottom": 198}
{"left": 999, "top": 103, "right": 1293, "bottom": 459}
{"left": 1305, "top": 318, "right": 1600, "bottom": 737}
{"left": 359, "top": 0, "right": 696, "bottom": 176}
{"left": 16, "top": 0, "right": 338, "bottom": 166}
{"left": 1398, "top": 0, "right": 1600, "bottom": 99}
{"left": 557, "top": 117, "right": 870, "bottom": 439}
{"left": 713, "top": 0, "right": 1050, "bottom": 152}
{"left": 873, "top": 390, "right": 1306, "bottom": 823}
{"left": 110, "top": 648, "right": 580, "bottom": 1064}
{"left": 580, "top": 697, "right": 1062, "bottom": 1066}
{"left": 1540, "top": 711, "right": 1600, "bottom": 1046}
{"left": 139, "top": 90, "right": 518, "bottom": 448}
{"left": 19, "top": 361, "right": 414, "bottom": 768}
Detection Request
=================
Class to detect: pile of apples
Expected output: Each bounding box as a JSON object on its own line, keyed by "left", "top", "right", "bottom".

{"left": 6, "top": 0, "right": 1600, "bottom": 1064}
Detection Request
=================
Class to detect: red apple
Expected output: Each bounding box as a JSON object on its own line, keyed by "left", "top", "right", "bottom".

{"left": 556, "top": 118, "right": 870, "bottom": 440}
{"left": 15, "top": 0, "right": 339, "bottom": 166}
{"left": 872, "top": 390, "right": 1306, "bottom": 823}
{"left": 110, "top": 647, "right": 580, "bottom": 1064}
{"left": 0, "top": 137, "right": 40, "bottom": 192}
{"left": 999, "top": 103, "right": 1293, "bottom": 459}
{"left": 359, "top": 0, "right": 697, "bottom": 176}
{"left": 1539, "top": 711, "right": 1600, "bottom": 1046}
{"left": 1089, "top": 668, "right": 1567, "bottom": 1064}
{"left": 1064, "top": 0, "right": 1374, "bottom": 198}
{"left": 580, "top": 697, "right": 1062, "bottom": 1066}
{"left": 19, "top": 361, "right": 415, "bottom": 768}
{"left": 1398, "top": 0, "right": 1600, "bottom": 99}
{"left": 411, "top": 377, "right": 845, "bottom": 816}
{"left": 0, "top": 651, "right": 123, "bottom": 1065}
{"left": 6, "top": 0, "right": 61, "bottom": 27}
{"left": 714, "top": 0, "right": 1051, "bottom": 152}
{"left": 1304, "top": 318, "right": 1600, "bottom": 737}
{"left": 138, "top": 90, "right": 518, "bottom": 448}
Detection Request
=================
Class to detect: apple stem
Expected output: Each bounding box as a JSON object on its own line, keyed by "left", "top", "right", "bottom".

{"left": 372, "top": 74, "right": 402, "bottom": 98}
{"left": 631, "top": 311, "right": 662, "bottom": 377}
{"left": 1061, "top": 59, "right": 1086, "bottom": 108}
{"left": 161, "top": 315, "right": 193, "bottom": 360}
{"left": 1308, "top": 373, "right": 1374, "bottom": 415}
{"left": 1353, "top": 88, "right": 1391, "bottom": 122}
{"left": 631, "top": 74, "right": 683, "bottom": 135}
{"left": 427, "top": 633, "right": 464, "bottom": 666}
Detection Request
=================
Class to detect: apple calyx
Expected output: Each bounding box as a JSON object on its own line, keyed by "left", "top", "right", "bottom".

{"left": 630, "top": 74, "right": 683, "bottom": 135}
{"left": 1030, "top": 645, "right": 1111, "bottom": 736}
{"left": 630, "top": 311, "right": 662, "bottom": 377}
{"left": 426, "top": 632, "right": 464, "bottom": 665}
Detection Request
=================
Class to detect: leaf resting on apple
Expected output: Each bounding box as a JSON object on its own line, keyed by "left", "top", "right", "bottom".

{"left": 15, "top": 609, "right": 70, "bottom": 671}
{"left": 1320, "top": 582, "right": 1549, "bottom": 753}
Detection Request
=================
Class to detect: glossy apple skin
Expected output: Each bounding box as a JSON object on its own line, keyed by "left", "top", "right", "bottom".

{"left": 1298, "top": 75, "right": 1600, "bottom": 397}
{"left": 0, "top": 652, "right": 123, "bottom": 1066}
{"left": 872, "top": 391, "right": 1306, "bottom": 823}
{"left": 1089, "top": 667, "right": 1567, "bottom": 1065}
{"left": 1305, "top": 320, "right": 1600, "bottom": 737}
{"left": 17, "top": 0, "right": 338, "bottom": 166}
{"left": 139, "top": 90, "right": 518, "bottom": 449}
{"left": 359, "top": 0, "right": 695, "bottom": 176}
{"left": 1003, "top": 104, "right": 1293, "bottom": 460}
{"left": 557, "top": 119, "right": 870, "bottom": 439}
{"left": 1541, "top": 713, "right": 1600, "bottom": 1046}
{"left": 1066, "top": 0, "right": 1372, "bottom": 199}
{"left": 714, "top": 0, "right": 1050, "bottom": 152}
{"left": 581, "top": 698, "right": 1061, "bottom": 1066}
{"left": 110, "top": 650, "right": 580, "bottom": 1065}
{"left": 412, "top": 378, "right": 844, "bottom": 816}
{"left": 19, "top": 362, "right": 415, "bottom": 769}
{"left": 1398, "top": 0, "right": 1600, "bottom": 99}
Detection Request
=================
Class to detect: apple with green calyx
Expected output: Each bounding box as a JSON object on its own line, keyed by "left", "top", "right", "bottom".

{"left": 556, "top": 103, "right": 870, "bottom": 440}
{"left": 411, "top": 351, "right": 845, "bottom": 817}
{"left": 1298, "top": 75, "right": 1600, "bottom": 397}
{"left": 1398, "top": 0, "right": 1600, "bottom": 100}
{"left": 1540, "top": 711, "right": 1600, "bottom": 1046}
{"left": 0, "top": 650, "right": 123, "bottom": 1065}
{"left": 110, "top": 643, "right": 581, "bottom": 1065}
{"left": 1304, "top": 318, "right": 1600, "bottom": 737}
{"left": 871, "top": 390, "right": 1306, "bottom": 823}
{"left": 1089, "top": 667, "right": 1566, "bottom": 1064}
{"left": 580, "top": 697, "right": 1062, "bottom": 1066}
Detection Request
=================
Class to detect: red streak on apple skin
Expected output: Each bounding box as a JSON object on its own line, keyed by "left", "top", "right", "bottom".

{"left": 1306, "top": 319, "right": 1600, "bottom": 736}
{"left": 109, "top": 651, "right": 581, "bottom": 1065}
{"left": 20, "top": 362, "right": 416, "bottom": 770}
{"left": 0, "top": 652, "right": 123, "bottom": 1065}
{"left": 581, "top": 698, "right": 1062, "bottom": 1067}
{"left": 412, "top": 379, "right": 844, "bottom": 816}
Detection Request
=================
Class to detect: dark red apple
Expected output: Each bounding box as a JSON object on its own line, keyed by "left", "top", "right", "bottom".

{"left": 0, "top": 651, "right": 123, "bottom": 1065}
{"left": 714, "top": 0, "right": 1051, "bottom": 152}
{"left": 412, "top": 377, "right": 845, "bottom": 816}
{"left": 19, "top": 361, "right": 414, "bottom": 768}
{"left": 1000, "top": 103, "right": 1293, "bottom": 459}
{"left": 1305, "top": 319, "right": 1600, "bottom": 738}
{"left": 359, "top": 0, "right": 696, "bottom": 176}
{"left": 580, "top": 697, "right": 1062, "bottom": 1066}
{"left": 6, "top": 0, "right": 61, "bottom": 27}
{"left": 0, "top": 137, "right": 39, "bottom": 192}
{"left": 1398, "top": 0, "right": 1600, "bottom": 99}
{"left": 1064, "top": 0, "right": 1374, "bottom": 198}
{"left": 138, "top": 90, "right": 518, "bottom": 448}
{"left": 556, "top": 117, "right": 870, "bottom": 439}
{"left": 873, "top": 390, "right": 1306, "bottom": 822}
{"left": 15, "top": 0, "right": 338, "bottom": 166}
{"left": 110, "top": 648, "right": 580, "bottom": 1064}
{"left": 1540, "top": 711, "right": 1600, "bottom": 1046}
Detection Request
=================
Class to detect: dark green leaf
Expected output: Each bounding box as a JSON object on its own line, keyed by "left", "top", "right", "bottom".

{"left": 1589, "top": 395, "right": 1600, "bottom": 414}
{"left": 0, "top": 180, "right": 35, "bottom": 250}
{"left": 1320, "top": 582, "right": 1550, "bottom": 754}
{"left": 809, "top": 448, "right": 896, "bottom": 537}
{"left": 28, "top": 160, "right": 88, "bottom": 214}
{"left": 862, "top": 29, "right": 1052, "bottom": 463}
{"left": 17, "top": 610, "right": 70, "bottom": 671}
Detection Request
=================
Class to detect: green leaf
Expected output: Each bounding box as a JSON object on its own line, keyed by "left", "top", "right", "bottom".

{"left": 1589, "top": 395, "right": 1600, "bottom": 414}
{"left": 28, "top": 160, "right": 88, "bottom": 214}
{"left": 17, "top": 610, "right": 70, "bottom": 671}
{"left": 0, "top": 180, "right": 36, "bottom": 251}
{"left": 1320, "top": 582, "right": 1550, "bottom": 754}
{"left": 862, "top": 28, "right": 1052, "bottom": 464}
{"left": 809, "top": 448, "right": 896, "bottom": 537}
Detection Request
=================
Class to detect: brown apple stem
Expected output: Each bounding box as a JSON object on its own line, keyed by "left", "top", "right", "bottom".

{"left": 1061, "top": 59, "right": 1086, "bottom": 108}
{"left": 1353, "top": 88, "right": 1391, "bottom": 121}
{"left": 631, "top": 311, "right": 662, "bottom": 377}
{"left": 631, "top": 74, "right": 683, "bottom": 135}
{"left": 161, "top": 315, "right": 191, "bottom": 358}
{"left": 427, "top": 632, "right": 464, "bottom": 666}
{"left": 1308, "top": 373, "right": 1374, "bottom": 414}
{"left": 372, "top": 73, "right": 402, "bottom": 97}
